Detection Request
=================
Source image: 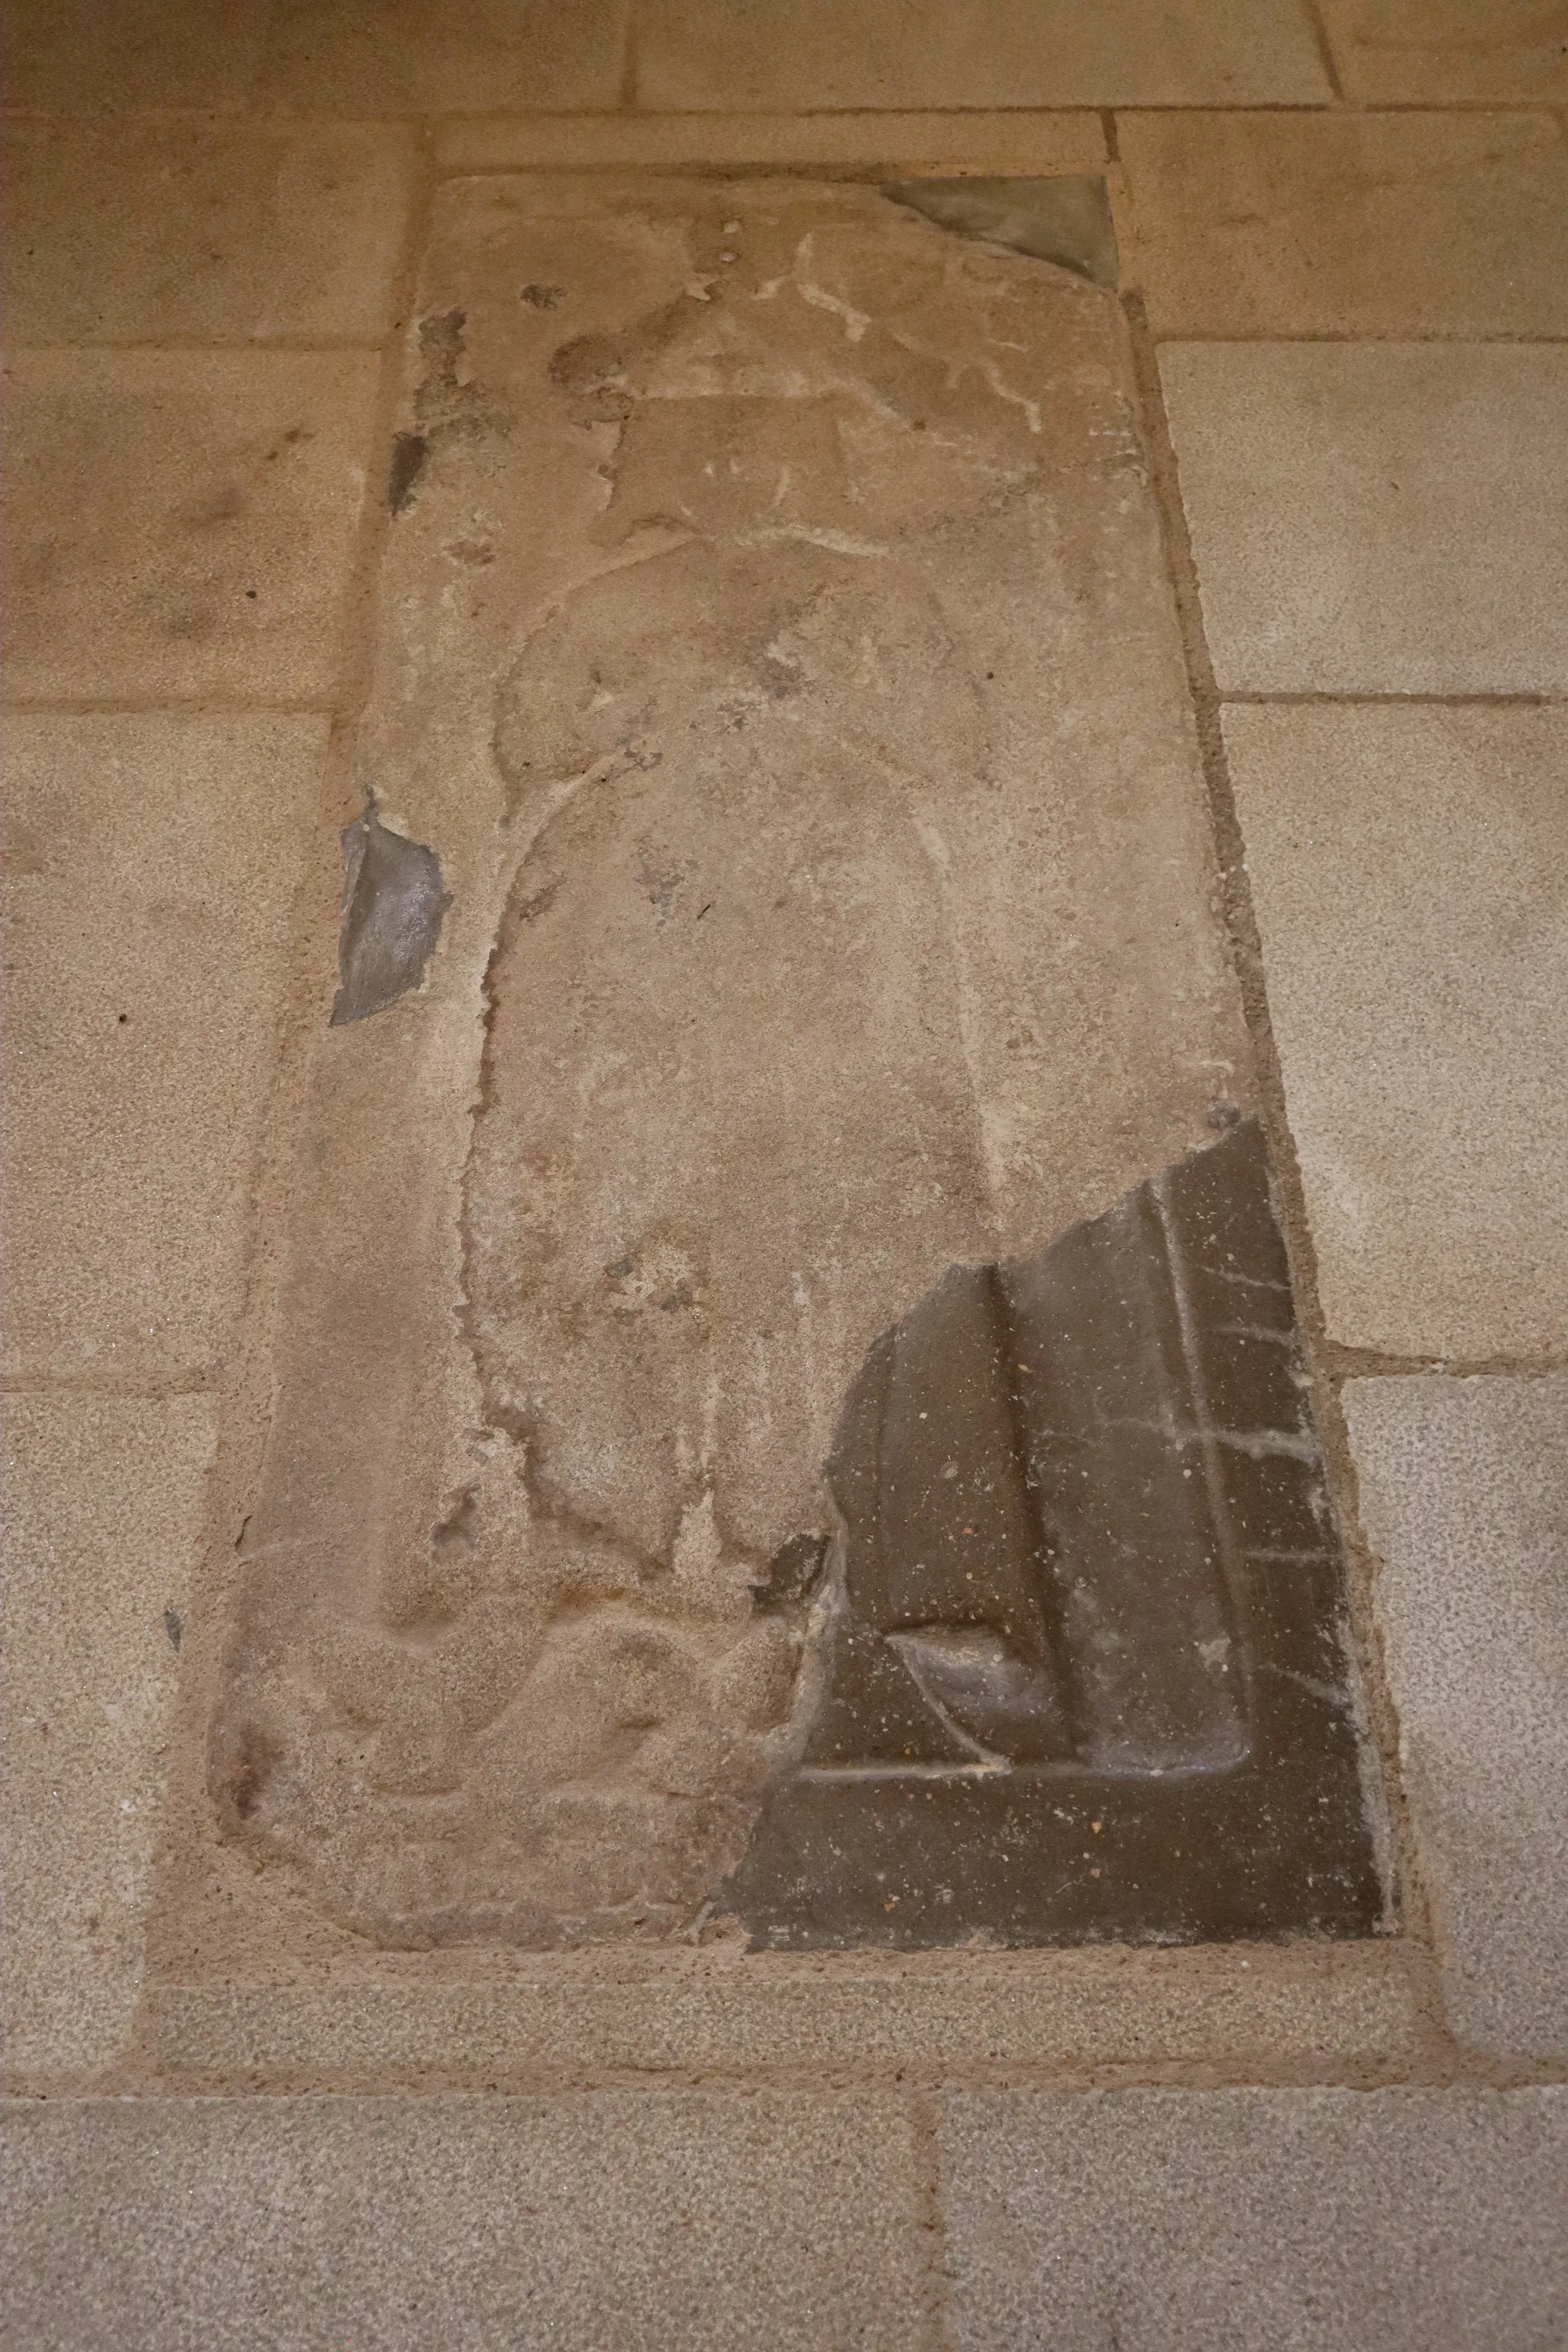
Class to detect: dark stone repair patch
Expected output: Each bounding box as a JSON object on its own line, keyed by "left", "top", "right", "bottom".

{"left": 330, "top": 808, "right": 448, "bottom": 1026}
{"left": 883, "top": 176, "right": 1120, "bottom": 289}
{"left": 725, "top": 1119, "right": 1382, "bottom": 1947}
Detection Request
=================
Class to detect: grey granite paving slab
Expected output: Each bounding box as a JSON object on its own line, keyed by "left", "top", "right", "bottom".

{"left": 1345, "top": 1375, "right": 1568, "bottom": 2059}
{"left": 938, "top": 2087, "right": 1568, "bottom": 2351}
{"left": 1, "top": 2093, "right": 923, "bottom": 2352}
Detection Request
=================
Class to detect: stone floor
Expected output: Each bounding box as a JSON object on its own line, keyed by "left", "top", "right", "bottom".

{"left": 2, "top": 4, "right": 1566, "bottom": 2346}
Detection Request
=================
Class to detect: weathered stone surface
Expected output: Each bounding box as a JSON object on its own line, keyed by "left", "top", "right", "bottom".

{"left": 1318, "top": 0, "right": 1568, "bottom": 102}
{"left": 1345, "top": 1375, "right": 1568, "bottom": 2059}
{"left": 198, "top": 175, "right": 1291, "bottom": 1962}
{"left": 1, "top": 2093, "right": 924, "bottom": 2351}
{"left": 938, "top": 2088, "right": 1568, "bottom": 2351}
{"left": 1, "top": 1395, "right": 216, "bottom": 2078}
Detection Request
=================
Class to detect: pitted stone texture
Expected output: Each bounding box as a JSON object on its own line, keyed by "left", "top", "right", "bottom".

{"left": 938, "top": 2088, "right": 1568, "bottom": 2351}
{"left": 1, "top": 1396, "right": 216, "bottom": 2078}
{"left": 205, "top": 176, "right": 1250, "bottom": 1957}
{"left": 1319, "top": 0, "right": 1568, "bottom": 101}
{"left": 2, "top": 122, "right": 415, "bottom": 346}
{"left": 1161, "top": 343, "right": 1568, "bottom": 695}
{"left": 254, "top": 0, "right": 630, "bottom": 112}
{"left": 1345, "top": 1376, "right": 1568, "bottom": 2059}
{"left": 1, "top": 2093, "right": 924, "bottom": 2351}
{"left": 2, "top": 715, "right": 324, "bottom": 1384}
{"left": 2, "top": 351, "right": 376, "bottom": 702}
{"left": 1121, "top": 111, "right": 1568, "bottom": 340}
{"left": 637, "top": 0, "right": 1331, "bottom": 108}
{"left": 1225, "top": 703, "right": 1568, "bottom": 1361}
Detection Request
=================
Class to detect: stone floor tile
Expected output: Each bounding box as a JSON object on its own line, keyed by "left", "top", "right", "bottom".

{"left": 148, "top": 1944, "right": 1418, "bottom": 2083}
{"left": 1120, "top": 110, "right": 1568, "bottom": 339}
{"left": 435, "top": 108, "right": 1107, "bottom": 174}
{"left": 1160, "top": 343, "right": 1568, "bottom": 694}
{"left": 2, "top": 122, "right": 416, "bottom": 347}
{"left": 254, "top": 0, "right": 628, "bottom": 113}
{"left": 3, "top": 350, "right": 378, "bottom": 702}
{"left": 1223, "top": 703, "right": 1568, "bottom": 1360}
{"left": 1345, "top": 1374, "right": 1568, "bottom": 2059}
{"left": 0, "top": 0, "right": 266, "bottom": 113}
{"left": 637, "top": 0, "right": 1330, "bottom": 109}
{"left": 1319, "top": 0, "right": 1568, "bottom": 102}
{"left": 1, "top": 2092, "right": 924, "bottom": 2349}
{"left": 938, "top": 2088, "right": 1568, "bottom": 2351}
{"left": 2, "top": 714, "right": 325, "bottom": 1382}
{"left": 0, "top": 1395, "right": 216, "bottom": 2079}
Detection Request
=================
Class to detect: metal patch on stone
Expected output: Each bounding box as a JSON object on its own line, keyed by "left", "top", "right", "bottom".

{"left": 204, "top": 176, "right": 1379, "bottom": 1958}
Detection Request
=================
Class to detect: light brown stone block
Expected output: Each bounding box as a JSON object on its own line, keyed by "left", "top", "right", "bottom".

{"left": 2, "top": 713, "right": 326, "bottom": 1382}
{"left": 1224, "top": 703, "right": 1568, "bottom": 1360}
{"left": 2, "top": 350, "right": 379, "bottom": 702}
{"left": 938, "top": 2089, "right": 1568, "bottom": 2350}
{"left": 435, "top": 109, "right": 1107, "bottom": 175}
{"left": 1319, "top": 0, "right": 1568, "bottom": 102}
{"left": 1346, "top": 1375, "right": 1568, "bottom": 2060}
{"left": 0, "top": 0, "right": 266, "bottom": 113}
{"left": 148, "top": 1943, "right": 1419, "bottom": 2084}
{"left": 1161, "top": 343, "right": 1568, "bottom": 694}
{"left": 1120, "top": 111, "right": 1568, "bottom": 340}
{"left": 2, "top": 2092, "right": 925, "bottom": 2349}
{"left": 637, "top": 0, "right": 1331, "bottom": 108}
{"left": 254, "top": 0, "right": 629, "bottom": 113}
{"left": 1, "top": 1395, "right": 216, "bottom": 2079}
{"left": 2, "top": 122, "right": 416, "bottom": 347}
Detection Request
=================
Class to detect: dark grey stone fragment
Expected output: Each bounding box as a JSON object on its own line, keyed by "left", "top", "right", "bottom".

{"left": 883, "top": 176, "right": 1120, "bottom": 289}
{"left": 726, "top": 1119, "right": 1381, "bottom": 1948}
{"left": 329, "top": 809, "right": 447, "bottom": 1027}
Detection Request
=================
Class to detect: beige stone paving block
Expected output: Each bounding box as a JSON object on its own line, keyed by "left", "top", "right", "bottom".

{"left": 1160, "top": 343, "right": 1568, "bottom": 694}
{"left": 1319, "top": 0, "right": 1568, "bottom": 102}
{"left": 254, "top": 0, "right": 629, "bottom": 113}
{"left": 637, "top": 0, "right": 1331, "bottom": 110}
{"left": 148, "top": 1944, "right": 1418, "bottom": 2082}
{"left": 1120, "top": 111, "right": 1568, "bottom": 339}
{"left": 2, "top": 350, "right": 378, "bottom": 702}
{"left": 1345, "top": 1375, "right": 1568, "bottom": 2060}
{"left": 435, "top": 107, "right": 1106, "bottom": 174}
{"left": 1223, "top": 704, "right": 1568, "bottom": 1359}
{"left": 0, "top": 2092, "right": 924, "bottom": 2350}
{"left": 0, "top": 1395, "right": 216, "bottom": 2079}
{"left": 938, "top": 2088, "right": 1568, "bottom": 2350}
{"left": 0, "top": 0, "right": 265, "bottom": 113}
{"left": 2, "top": 122, "right": 416, "bottom": 347}
{"left": 2, "top": 715, "right": 327, "bottom": 1383}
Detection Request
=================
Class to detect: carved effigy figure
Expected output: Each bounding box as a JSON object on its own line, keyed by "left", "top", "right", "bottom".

{"left": 209, "top": 187, "right": 1373, "bottom": 1952}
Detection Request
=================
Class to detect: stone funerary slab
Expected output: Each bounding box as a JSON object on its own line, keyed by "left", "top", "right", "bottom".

{"left": 205, "top": 176, "right": 1379, "bottom": 1952}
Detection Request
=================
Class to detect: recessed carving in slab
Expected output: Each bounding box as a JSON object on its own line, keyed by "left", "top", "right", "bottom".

{"left": 204, "top": 177, "right": 1377, "bottom": 1957}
